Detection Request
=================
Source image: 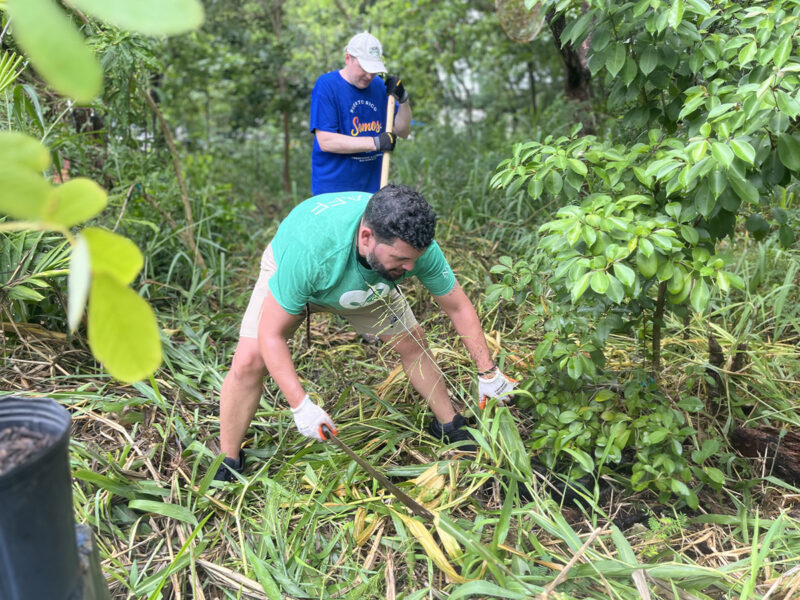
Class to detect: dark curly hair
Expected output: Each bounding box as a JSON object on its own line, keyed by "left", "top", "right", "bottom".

{"left": 362, "top": 184, "right": 436, "bottom": 250}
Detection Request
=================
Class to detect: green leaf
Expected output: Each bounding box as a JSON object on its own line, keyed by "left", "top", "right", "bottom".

{"left": 46, "top": 178, "right": 107, "bottom": 227}
{"left": 590, "top": 270, "right": 610, "bottom": 294}
{"left": 0, "top": 166, "right": 53, "bottom": 220}
{"left": 670, "top": 478, "right": 690, "bottom": 496}
{"left": 728, "top": 175, "right": 759, "bottom": 205}
{"left": 730, "top": 139, "right": 755, "bottom": 164}
{"left": 602, "top": 274, "right": 622, "bottom": 303}
{"left": 680, "top": 225, "right": 700, "bottom": 245}
{"left": 711, "top": 142, "right": 734, "bottom": 168}
{"left": 776, "top": 91, "right": 800, "bottom": 118}
{"left": 0, "top": 132, "right": 50, "bottom": 171}
{"left": 640, "top": 46, "right": 659, "bottom": 75}
{"left": 668, "top": 0, "right": 684, "bottom": 29}
{"left": 738, "top": 40, "right": 757, "bottom": 66}
{"left": 567, "top": 158, "right": 588, "bottom": 176}
{"left": 70, "top": 0, "right": 204, "bottom": 35}
{"left": 690, "top": 278, "right": 710, "bottom": 312}
{"left": 7, "top": 0, "right": 102, "bottom": 103}
{"left": 636, "top": 249, "right": 658, "bottom": 278}
{"left": 563, "top": 447, "right": 594, "bottom": 472}
{"left": 613, "top": 262, "right": 636, "bottom": 287}
{"left": 129, "top": 499, "right": 197, "bottom": 525}
{"left": 67, "top": 234, "right": 91, "bottom": 332}
{"left": 745, "top": 215, "right": 770, "bottom": 241}
{"left": 88, "top": 273, "right": 162, "bottom": 383}
{"left": 704, "top": 467, "right": 725, "bottom": 485}
{"left": 83, "top": 227, "right": 143, "bottom": 285}
{"left": 777, "top": 133, "right": 800, "bottom": 171}
{"left": 607, "top": 42, "right": 627, "bottom": 78}
{"left": 773, "top": 35, "right": 792, "bottom": 69}
{"left": 571, "top": 271, "right": 592, "bottom": 302}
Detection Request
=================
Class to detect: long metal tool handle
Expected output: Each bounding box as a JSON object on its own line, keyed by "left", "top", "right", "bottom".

{"left": 379, "top": 94, "right": 395, "bottom": 189}
{"left": 321, "top": 424, "right": 433, "bottom": 521}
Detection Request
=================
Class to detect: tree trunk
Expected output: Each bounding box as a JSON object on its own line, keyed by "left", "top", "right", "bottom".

{"left": 546, "top": 9, "right": 593, "bottom": 103}
{"left": 652, "top": 281, "right": 666, "bottom": 377}
{"left": 730, "top": 426, "right": 800, "bottom": 485}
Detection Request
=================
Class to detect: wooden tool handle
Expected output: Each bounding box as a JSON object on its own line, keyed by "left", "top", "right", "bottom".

{"left": 379, "top": 95, "right": 395, "bottom": 189}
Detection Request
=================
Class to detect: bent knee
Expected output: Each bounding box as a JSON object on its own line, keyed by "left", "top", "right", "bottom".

{"left": 230, "top": 340, "right": 267, "bottom": 378}
{"left": 383, "top": 326, "right": 428, "bottom": 358}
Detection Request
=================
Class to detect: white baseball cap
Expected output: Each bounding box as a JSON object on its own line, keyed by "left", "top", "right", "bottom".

{"left": 345, "top": 32, "right": 386, "bottom": 73}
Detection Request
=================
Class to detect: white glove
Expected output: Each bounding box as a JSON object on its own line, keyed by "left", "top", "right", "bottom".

{"left": 291, "top": 395, "right": 337, "bottom": 440}
{"left": 478, "top": 369, "right": 517, "bottom": 409}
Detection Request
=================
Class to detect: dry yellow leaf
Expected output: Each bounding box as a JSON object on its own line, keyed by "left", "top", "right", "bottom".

{"left": 394, "top": 510, "right": 468, "bottom": 584}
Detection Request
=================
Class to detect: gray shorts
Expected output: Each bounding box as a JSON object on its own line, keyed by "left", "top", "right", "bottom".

{"left": 239, "top": 243, "right": 418, "bottom": 339}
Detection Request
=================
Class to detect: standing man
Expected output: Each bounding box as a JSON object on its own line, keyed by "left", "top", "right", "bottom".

{"left": 309, "top": 32, "right": 412, "bottom": 195}
{"left": 215, "top": 185, "right": 516, "bottom": 481}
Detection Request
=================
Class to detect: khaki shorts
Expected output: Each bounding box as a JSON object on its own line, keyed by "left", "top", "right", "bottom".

{"left": 239, "top": 243, "right": 418, "bottom": 339}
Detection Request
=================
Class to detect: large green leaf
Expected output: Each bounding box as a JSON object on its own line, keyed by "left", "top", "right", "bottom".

{"left": 88, "top": 273, "right": 162, "bottom": 383}
{"left": 690, "top": 277, "right": 710, "bottom": 312}
{"left": 83, "top": 227, "right": 143, "bottom": 285}
{"left": 46, "top": 178, "right": 108, "bottom": 227}
{"left": 0, "top": 167, "right": 53, "bottom": 220}
{"left": 7, "top": 0, "right": 102, "bottom": 103}
{"left": 67, "top": 234, "right": 91, "bottom": 332}
{"left": 607, "top": 42, "right": 627, "bottom": 77}
{"left": 777, "top": 133, "right": 800, "bottom": 171}
{"left": 70, "top": 0, "right": 204, "bottom": 36}
{"left": 0, "top": 132, "right": 50, "bottom": 171}
{"left": 728, "top": 175, "right": 759, "bottom": 205}
{"left": 639, "top": 46, "right": 659, "bottom": 75}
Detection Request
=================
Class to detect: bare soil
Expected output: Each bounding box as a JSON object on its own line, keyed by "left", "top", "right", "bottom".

{"left": 0, "top": 426, "right": 54, "bottom": 477}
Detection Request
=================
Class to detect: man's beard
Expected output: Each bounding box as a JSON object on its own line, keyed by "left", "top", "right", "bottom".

{"left": 366, "top": 250, "right": 404, "bottom": 281}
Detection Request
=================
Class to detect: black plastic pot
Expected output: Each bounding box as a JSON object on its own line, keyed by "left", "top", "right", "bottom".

{"left": 0, "top": 395, "right": 79, "bottom": 600}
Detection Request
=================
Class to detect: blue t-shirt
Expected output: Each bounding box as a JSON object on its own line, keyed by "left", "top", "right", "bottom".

{"left": 309, "top": 71, "right": 389, "bottom": 195}
{"left": 269, "top": 192, "right": 456, "bottom": 315}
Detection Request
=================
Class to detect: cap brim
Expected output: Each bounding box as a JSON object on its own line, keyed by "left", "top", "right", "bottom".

{"left": 357, "top": 57, "right": 386, "bottom": 74}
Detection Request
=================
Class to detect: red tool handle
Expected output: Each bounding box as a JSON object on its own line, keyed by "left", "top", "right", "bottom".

{"left": 320, "top": 422, "right": 338, "bottom": 440}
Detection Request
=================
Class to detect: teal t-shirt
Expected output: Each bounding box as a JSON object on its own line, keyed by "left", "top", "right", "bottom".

{"left": 269, "top": 192, "right": 456, "bottom": 315}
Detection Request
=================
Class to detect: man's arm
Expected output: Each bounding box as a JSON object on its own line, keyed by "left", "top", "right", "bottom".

{"left": 393, "top": 100, "right": 412, "bottom": 139}
{"left": 315, "top": 129, "right": 380, "bottom": 154}
{"left": 434, "top": 281, "right": 494, "bottom": 372}
{"left": 256, "top": 290, "right": 306, "bottom": 407}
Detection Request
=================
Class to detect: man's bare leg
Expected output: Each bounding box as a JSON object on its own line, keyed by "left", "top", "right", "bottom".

{"left": 219, "top": 337, "right": 268, "bottom": 458}
{"left": 382, "top": 325, "right": 456, "bottom": 424}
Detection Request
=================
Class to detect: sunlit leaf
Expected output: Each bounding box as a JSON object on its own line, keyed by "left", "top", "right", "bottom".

{"left": 88, "top": 273, "right": 162, "bottom": 383}
{"left": 0, "top": 166, "right": 53, "bottom": 220}
{"left": 7, "top": 0, "right": 102, "bottom": 103}
{"left": 0, "top": 132, "right": 50, "bottom": 171}
{"left": 70, "top": 0, "right": 204, "bottom": 36}
{"left": 45, "top": 178, "right": 107, "bottom": 227}
{"left": 83, "top": 227, "right": 143, "bottom": 285}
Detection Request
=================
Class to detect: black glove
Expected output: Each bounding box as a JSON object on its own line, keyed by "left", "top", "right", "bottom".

{"left": 384, "top": 75, "right": 409, "bottom": 103}
{"left": 374, "top": 131, "right": 396, "bottom": 152}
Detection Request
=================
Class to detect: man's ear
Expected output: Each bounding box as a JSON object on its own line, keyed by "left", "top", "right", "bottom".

{"left": 358, "top": 225, "right": 376, "bottom": 252}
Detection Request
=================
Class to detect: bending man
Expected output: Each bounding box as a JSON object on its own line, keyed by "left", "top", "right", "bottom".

{"left": 215, "top": 184, "right": 514, "bottom": 481}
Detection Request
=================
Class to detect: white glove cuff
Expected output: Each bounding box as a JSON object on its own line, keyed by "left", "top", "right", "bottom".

{"left": 291, "top": 394, "right": 315, "bottom": 416}
{"left": 479, "top": 371, "right": 501, "bottom": 384}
